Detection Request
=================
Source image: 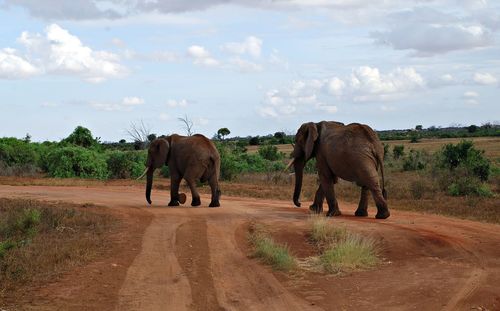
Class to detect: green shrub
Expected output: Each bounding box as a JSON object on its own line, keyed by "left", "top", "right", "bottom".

{"left": 439, "top": 140, "right": 490, "bottom": 181}
{"left": 393, "top": 145, "right": 405, "bottom": 159}
{"left": 45, "top": 146, "right": 108, "bottom": 179}
{"left": 0, "top": 138, "right": 38, "bottom": 167}
{"left": 258, "top": 145, "right": 283, "bottom": 161}
{"left": 61, "top": 126, "right": 99, "bottom": 148}
{"left": 402, "top": 149, "right": 428, "bottom": 171}
{"left": 107, "top": 151, "right": 146, "bottom": 179}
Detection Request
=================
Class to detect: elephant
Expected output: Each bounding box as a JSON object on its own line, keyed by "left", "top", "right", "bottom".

{"left": 286, "top": 121, "right": 389, "bottom": 219}
{"left": 138, "top": 134, "right": 221, "bottom": 207}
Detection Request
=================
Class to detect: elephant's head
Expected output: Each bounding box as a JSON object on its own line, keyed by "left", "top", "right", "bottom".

{"left": 141, "top": 138, "right": 170, "bottom": 204}
{"left": 288, "top": 122, "right": 319, "bottom": 207}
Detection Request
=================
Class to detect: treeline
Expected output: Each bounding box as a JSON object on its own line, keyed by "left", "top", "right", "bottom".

{"left": 0, "top": 126, "right": 289, "bottom": 181}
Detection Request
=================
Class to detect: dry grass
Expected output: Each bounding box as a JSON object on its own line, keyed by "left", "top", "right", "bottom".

{"left": 0, "top": 198, "right": 117, "bottom": 300}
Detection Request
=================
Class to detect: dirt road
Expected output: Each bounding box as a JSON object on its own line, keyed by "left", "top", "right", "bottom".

{"left": 0, "top": 185, "right": 499, "bottom": 310}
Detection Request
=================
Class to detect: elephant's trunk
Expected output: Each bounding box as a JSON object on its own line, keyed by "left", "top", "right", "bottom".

{"left": 293, "top": 158, "right": 305, "bottom": 207}
{"left": 145, "top": 166, "right": 155, "bottom": 204}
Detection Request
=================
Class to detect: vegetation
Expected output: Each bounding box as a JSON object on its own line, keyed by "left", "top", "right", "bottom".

{"left": 0, "top": 198, "right": 115, "bottom": 297}
{"left": 248, "top": 223, "right": 296, "bottom": 272}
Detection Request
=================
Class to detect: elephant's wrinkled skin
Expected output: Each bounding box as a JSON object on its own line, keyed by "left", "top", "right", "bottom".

{"left": 143, "top": 134, "right": 221, "bottom": 207}
{"left": 291, "top": 121, "right": 389, "bottom": 219}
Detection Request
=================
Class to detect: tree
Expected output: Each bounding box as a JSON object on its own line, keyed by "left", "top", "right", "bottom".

{"left": 217, "top": 128, "right": 230, "bottom": 140}
{"left": 467, "top": 125, "right": 478, "bottom": 133}
{"left": 249, "top": 136, "right": 260, "bottom": 146}
{"left": 415, "top": 125, "right": 423, "bottom": 131}
{"left": 63, "top": 126, "right": 98, "bottom": 148}
{"left": 274, "top": 131, "right": 286, "bottom": 144}
{"left": 126, "top": 120, "right": 153, "bottom": 149}
{"left": 393, "top": 145, "right": 405, "bottom": 159}
{"left": 178, "top": 115, "right": 194, "bottom": 136}
{"left": 147, "top": 133, "right": 157, "bottom": 142}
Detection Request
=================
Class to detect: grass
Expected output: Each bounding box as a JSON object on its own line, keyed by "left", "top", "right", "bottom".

{"left": 248, "top": 223, "right": 296, "bottom": 272}
{"left": 308, "top": 215, "right": 346, "bottom": 246}
{"left": 0, "top": 198, "right": 116, "bottom": 299}
{"left": 308, "top": 216, "right": 380, "bottom": 274}
{"left": 320, "top": 233, "right": 380, "bottom": 274}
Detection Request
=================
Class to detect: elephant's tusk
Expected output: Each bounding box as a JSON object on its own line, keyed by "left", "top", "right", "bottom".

{"left": 283, "top": 159, "right": 295, "bottom": 172}
{"left": 137, "top": 166, "right": 149, "bottom": 180}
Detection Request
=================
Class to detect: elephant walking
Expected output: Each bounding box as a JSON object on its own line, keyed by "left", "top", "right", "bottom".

{"left": 139, "top": 134, "right": 221, "bottom": 207}
{"left": 287, "top": 121, "right": 389, "bottom": 219}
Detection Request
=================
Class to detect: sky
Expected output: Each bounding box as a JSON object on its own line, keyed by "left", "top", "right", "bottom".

{"left": 0, "top": 0, "right": 499, "bottom": 142}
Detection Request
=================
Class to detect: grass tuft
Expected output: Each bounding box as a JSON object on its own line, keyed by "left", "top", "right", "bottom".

{"left": 308, "top": 215, "right": 346, "bottom": 246}
{"left": 248, "top": 223, "right": 296, "bottom": 272}
{"left": 320, "top": 232, "right": 379, "bottom": 274}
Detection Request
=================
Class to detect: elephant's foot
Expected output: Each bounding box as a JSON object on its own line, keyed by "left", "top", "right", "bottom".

{"left": 354, "top": 209, "right": 368, "bottom": 217}
{"left": 326, "top": 209, "right": 341, "bottom": 217}
{"left": 168, "top": 200, "right": 180, "bottom": 206}
{"left": 309, "top": 204, "right": 323, "bottom": 214}
{"left": 191, "top": 197, "right": 201, "bottom": 207}
{"left": 375, "top": 209, "right": 390, "bottom": 219}
{"left": 209, "top": 201, "right": 220, "bottom": 208}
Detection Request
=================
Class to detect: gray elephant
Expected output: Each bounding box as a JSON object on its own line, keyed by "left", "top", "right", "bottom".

{"left": 286, "top": 121, "right": 389, "bottom": 219}
{"left": 138, "top": 134, "right": 221, "bottom": 207}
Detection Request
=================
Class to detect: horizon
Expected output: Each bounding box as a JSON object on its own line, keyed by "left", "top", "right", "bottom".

{"left": 1, "top": 1, "right": 499, "bottom": 141}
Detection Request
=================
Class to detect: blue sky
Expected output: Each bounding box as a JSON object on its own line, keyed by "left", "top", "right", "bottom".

{"left": 1, "top": 0, "right": 499, "bottom": 141}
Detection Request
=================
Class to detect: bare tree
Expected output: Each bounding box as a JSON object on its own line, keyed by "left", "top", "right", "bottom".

{"left": 126, "top": 120, "right": 153, "bottom": 149}
{"left": 178, "top": 115, "right": 194, "bottom": 136}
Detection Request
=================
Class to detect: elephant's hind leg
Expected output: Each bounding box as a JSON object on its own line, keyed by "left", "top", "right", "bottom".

{"left": 185, "top": 178, "right": 201, "bottom": 206}
{"left": 208, "top": 174, "right": 220, "bottom": 208}
{"left": 355, "top": 186, "right": 369, "bottom": 217}
{"left": 370, "top": 187, "right": 390, "bottom": 219}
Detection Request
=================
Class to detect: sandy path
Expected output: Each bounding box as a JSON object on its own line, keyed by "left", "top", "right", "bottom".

{"left": 0, "top": 185, "right": 499, "bottom": 311}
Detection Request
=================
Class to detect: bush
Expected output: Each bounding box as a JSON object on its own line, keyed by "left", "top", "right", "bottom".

{"left": 61, "top": 126, "right": 99, "bottom": 148}
{"left": 0, "top": 138, "right": 38, "bottom": 167}
{"left": 393, "top": 145, "right": 405, "bottom": 159}
{"left": 45, "top": 146, "right": 108, "bottom": 179}
{"left": 439, "top": 140, "right": 490, "bottom": 181}
{"left": 258, "top": 145, "right": 282, "bottom": 161}
{"left": 402, "top": 149, "right": 428, "bottom": 171}
{"left": 107, "top": 151, "right": 146, "bottom": 179}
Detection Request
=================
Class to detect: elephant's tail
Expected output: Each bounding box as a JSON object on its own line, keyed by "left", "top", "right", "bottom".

{"left": 376, "top": 151, "right": 387, "bottom": 200}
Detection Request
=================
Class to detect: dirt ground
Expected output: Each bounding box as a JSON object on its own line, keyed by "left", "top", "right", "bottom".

{"left": 0, "top": 184, "right": 499, "bottom": 311}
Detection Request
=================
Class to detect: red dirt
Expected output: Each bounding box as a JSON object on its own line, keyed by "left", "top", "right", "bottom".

{"left": 0, "top": 184, "right": 499, "bottom": 311}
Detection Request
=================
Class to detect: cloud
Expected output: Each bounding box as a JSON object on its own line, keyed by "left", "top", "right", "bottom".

{"left": 187, "top": 45, "right": 219, "bottom": 67}
{"left": 13, "top": 24, "right": 128, "bottom": 82}
{"left": 228, "top": 57, "right": 263, "bottom": 73}
{"left": 89, "top": 96, "right": 144, "bottom": 111}
{"left": 0, "top": 48, "right": 39, "bottom": 79}
{"left": 258, "top": 66, "right": 425, "bottom": 118}
{"left": 372, "top": 7, "right": 492, "bottom": 55}
{"left": 473, "top": 72, "right": 498, "bottom": 85}
{"left": 463, "top": 90, "right": 479, "bottom": 105}
{"left": 221, "top": 36, "right": 262, "bottom": 58}
{"left": 167, "top": 99, "right": 189, "bottom": 108}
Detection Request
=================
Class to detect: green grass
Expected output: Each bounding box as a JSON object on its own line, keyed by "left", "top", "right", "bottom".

{"left": 248, "top": 223, "right": 296, "bottom": 272}
{"left": 320, "top": 233, "right": 379, "bottom": 274}
{"left": 308, "top": 215, "right": 346, "bottom": 246}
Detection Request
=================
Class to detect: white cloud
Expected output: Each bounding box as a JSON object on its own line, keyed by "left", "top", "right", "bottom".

{"left": 473, "top": 72, "right": 497, "bottom": 85}
{"left": 0, "top": 48, "right": 39, "bottom": 79}
{"left": 372, "top": 7, "right": 493, "bottom": 55}
{"left": 228, "top": 57, "right": 263, "bottom": 73}
{"left": 327, "top": 77, "right": 346, "bottom": 96}
{"left": 167, "top": 99, "right": 189, "bottom": 107}
{"left": 463, "top": 90, "right": 479, "bottom": 105}
{"left": 159, "top": 113, "right": 170, "bottom": 121}
{"left": 89, "top": 96, "right": 144, "bottom": 111}
{"left": 187, "top": 45, "right": 219, "bottom": 67}
{"left": 122, "top": 96, "right": 145, "bottom": 106}
{"left": 222, "top": 36, "right": 262, "bottom": 58}
{"left": 14, "top": 24, "right": 127, "bottom": 82}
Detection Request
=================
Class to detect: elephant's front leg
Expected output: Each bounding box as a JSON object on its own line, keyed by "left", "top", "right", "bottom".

{"left": 309, "top": 186, "right": 324, "bottom": 214}
{"left": 319, "top": 172, "right": 341, "bottom": 217}
{"left": 355, "top": 186, "right": 369, "bottom": 217}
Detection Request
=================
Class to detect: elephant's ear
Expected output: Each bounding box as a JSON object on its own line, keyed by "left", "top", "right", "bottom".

{"left": 304, "top": 123, "right": 318, "bottom": 160}
{"left": 153, "top": 139, "right": 170, "bottom": 168}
